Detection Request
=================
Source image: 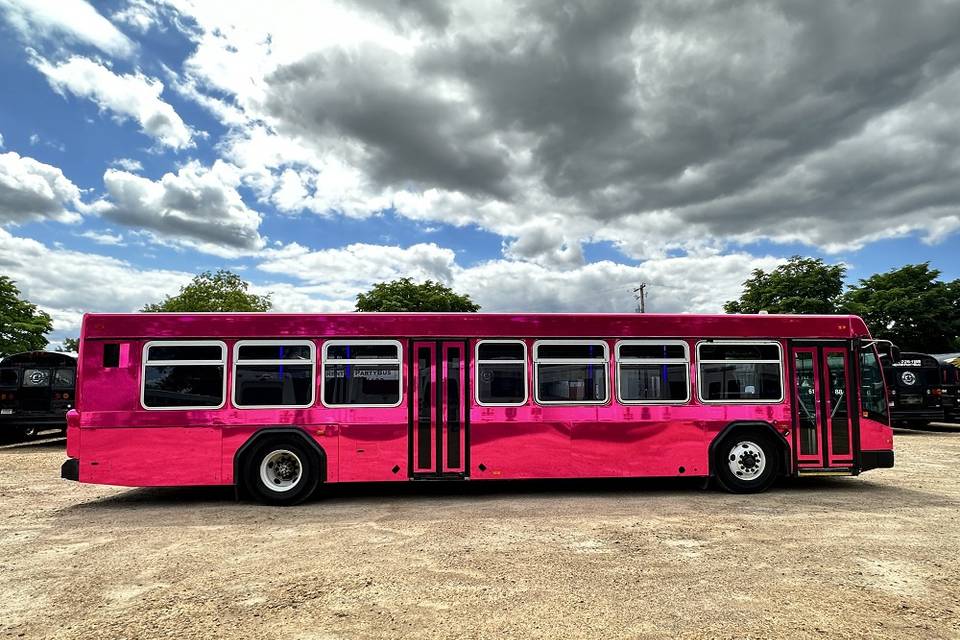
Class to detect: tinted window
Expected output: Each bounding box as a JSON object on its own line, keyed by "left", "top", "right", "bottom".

{"left": 537, "top": 344, "right": 605, "bottom": 359}
{"left": 235, "top": 365, "right": 313, "bottom": 406}
{"left": 324, "top": 364, "right": 400, "bottom": 405}
{"left": 700, "top": 363, "right": 782, "bottom": 401}
{"left": 620, "top": 363, "right": 688, "bottom": 402}
{"left": 0, "top": 369, "right": 16, "bottom": 387}
{"left": 53, "top": 368, "right": 75, "bottom": 387}
{"left": 478, "top": 362, "right": 526, "bottom": 404}
{"left": 699, "top": 344, "right": 780, "bottom": 361}
{"left": 326, "top": 344, "right": 398, "bottom": 360}
{"left": 237, "top": 345, "right": 311, "bottom": 361}
{"left": 147, "top": 345, "right": 224, "bottom": 362}
{"left": 143, "top": 365, "right": 224, "bottom": 408}
{"left": 103, "top": 343, "right": 120, "bottom": 368}
{"left": 537, "top": 363, "right": 607, "bottom": 403}
{"left": 478, "top": 343, "right": 524, "bottom": 360}
{"left": 619, "top": 344, "right": 686, "bottom": 360}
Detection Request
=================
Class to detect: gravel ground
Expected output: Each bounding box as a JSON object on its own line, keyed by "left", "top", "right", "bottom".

{"left": 1, "top": 430, "right": 959, "bottom": 639}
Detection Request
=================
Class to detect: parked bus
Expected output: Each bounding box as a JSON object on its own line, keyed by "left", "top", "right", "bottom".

{"left": 1, "top": 351, "right": 76, "bottom": 441}
{"left": 60, "top": 313, "right": 894, "bottom": 504}
{"left": 884, "top": 352, "right": 946, "bottom": 428}
{"left": 935, "top": 354, "right": 959, "bottom": 423}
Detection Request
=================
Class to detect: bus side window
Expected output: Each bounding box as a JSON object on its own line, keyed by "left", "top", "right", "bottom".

{"left": 476, "top": 340, "right": 527, "bottom": 406}
{"left": 697, "top": 341, "right": 783, "bottom": 403}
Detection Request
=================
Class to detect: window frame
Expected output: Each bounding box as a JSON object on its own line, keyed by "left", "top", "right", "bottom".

{"left": 232, "top": 339, "right": 316, "bottom": 409}
{"left": 141, "top": 340, "right": 228, "bottom": 411}
{"left": 696, "top": 340, "right": 784, "bottom": 404}
{"left": 474, "top": 339, "right": 529, "bottom": 407}
{"left": 615, "top": 339, "right": 690, "bottom": 405}
{"left": 320, "top": 339, "right": 403, "bottom": 408}
{"left": 533, "top": 339, "right": 609, "bottom": 406}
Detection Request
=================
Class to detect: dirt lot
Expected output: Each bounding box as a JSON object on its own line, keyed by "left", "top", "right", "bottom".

{"left": 1, "top": 431, "right": 959, "bottom": 640}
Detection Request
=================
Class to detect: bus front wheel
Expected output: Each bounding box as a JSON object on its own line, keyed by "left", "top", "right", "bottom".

{"left": 242, "top": 437, "right": 320, "bottom": 506}
{"left": 714, "top": 432, "right": 779, "bottom": 494}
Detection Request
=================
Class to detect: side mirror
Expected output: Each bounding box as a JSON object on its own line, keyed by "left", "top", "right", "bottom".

{"left": 871, "top": 340, "right": 900, "bottom": 362}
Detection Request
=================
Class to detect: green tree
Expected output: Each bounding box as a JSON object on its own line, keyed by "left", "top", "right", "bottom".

{"left": 56, "top": 338, "right": 80, "bottom": 353}
{"left": 143, "top": 270, "right": 271, "bottom": 312}
{"left": 724, "top": 256, "right": 846, "bottom": 314}
{"left": 356, "top": 278, "right": 480, "bottom": 312}
{"left": 841, "top": 263, "right": 960, "bottom": 353}
{"left": 0, "top": 276, "right": 53, "bottom": 355}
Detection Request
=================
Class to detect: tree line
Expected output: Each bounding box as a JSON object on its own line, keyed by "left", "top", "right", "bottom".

{"left": 2, "top": 259, "right": 957, "bottom": 356}
{"left": 723, "top": 257, "right": 960, "bottom": 353}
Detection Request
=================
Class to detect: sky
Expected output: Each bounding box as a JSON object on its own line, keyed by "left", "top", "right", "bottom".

{"left": 0, "top": 0, "right": 958, "bottom": 343}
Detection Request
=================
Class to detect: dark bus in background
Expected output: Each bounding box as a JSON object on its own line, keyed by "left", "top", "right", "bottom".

{"left": 936, "top": 354, "right": 960, "bottom": 423}
{"left": 0, "top": 351, "right": 77, "bottom": 441}
{"left": 884, "top": 352, "right": 945, "bottom": 427}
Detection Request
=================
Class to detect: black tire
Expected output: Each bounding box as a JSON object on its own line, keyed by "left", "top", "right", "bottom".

{"left": 714, "top": 431, "right": 779, "bottom": 494}
{"left": 242, "top": 437, "right": 321, "bottom": 506}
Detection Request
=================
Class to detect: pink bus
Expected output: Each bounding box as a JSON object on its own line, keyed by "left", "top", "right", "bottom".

{"left": 61, "top": 313, "right": 894, "bottom": 504}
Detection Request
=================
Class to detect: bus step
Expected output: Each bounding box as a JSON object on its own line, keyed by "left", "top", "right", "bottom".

{"left": 798, "top": 468, "right": 853, "bottom": 476}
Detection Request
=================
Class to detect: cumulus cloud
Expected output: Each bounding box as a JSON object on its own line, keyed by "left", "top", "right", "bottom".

{"left": 0, "top": 151, "right": 84, "bottom": 225}
{"left": 77, "top": 229, "right": 125, "bottom": 246}
{"left": 163, "top": 0, "right": 960, "bottom": 261}
{"left": 256, "top": 240, "right": 784, "bottom": 314}
{"left": 95, "top": 160, "right": 266, "bottom": 256}
{"left": 0, "top": 0, "right": 136, "bottom": 58}
{"left": 0, "top": 228, "right": 191, "bottom": 335}
{"left": 31, "top": 55, "right": 194, "bottom": 150}
{"left": 258, "top": 242, "right": 457, "bottom": 299}
{"left": 111, "top": 0, "right": 162, "bottom": 34}
{"left": 110, "top": 158, "right": 143, "bottom": 172}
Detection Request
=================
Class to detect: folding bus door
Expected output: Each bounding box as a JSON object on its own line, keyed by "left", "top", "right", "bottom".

{"left": 789, "top": 343, "right": 856, "bottom": 470}
{"left": 409, "top": 340, "right": 468, "bottom": 478}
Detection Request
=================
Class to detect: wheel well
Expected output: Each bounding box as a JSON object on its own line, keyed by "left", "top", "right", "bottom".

{"left": 708, "top": 421, "right": 790, "bottom": 478}
{"left": 233, "top": 428, "right": 327, "bottom": 489}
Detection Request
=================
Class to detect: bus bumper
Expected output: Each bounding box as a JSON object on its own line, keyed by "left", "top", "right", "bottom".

{"left": 61, "top": 458, "right": 79, "bottom": 481}
{"left": 860, "top": 450, "right": 894, "bottom": 472}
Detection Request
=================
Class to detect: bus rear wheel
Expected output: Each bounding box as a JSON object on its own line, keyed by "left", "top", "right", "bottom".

{"left": 242, "top": 438, "right": 320, "bottom": 506}
{"left": 714, "top": 432, "right": 779, "bottom": 494}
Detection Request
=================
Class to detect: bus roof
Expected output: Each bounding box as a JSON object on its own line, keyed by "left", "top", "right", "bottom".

{"left": 79, "top": 312, "right": 872, "bottom": 341}
{"left": 0, "top": 351, "right": 77, "bottom": 366}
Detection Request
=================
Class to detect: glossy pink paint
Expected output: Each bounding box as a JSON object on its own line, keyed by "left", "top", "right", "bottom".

{"left": 66, "top": 312, "right": 893, "bottom": 488}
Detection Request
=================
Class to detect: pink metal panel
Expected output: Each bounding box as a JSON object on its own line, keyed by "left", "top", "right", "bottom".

{"left": 80, "top": 313, "right": 872, "bottom": 341}
{"left": 80, "top": 426, "right": 221, "bottom": 486}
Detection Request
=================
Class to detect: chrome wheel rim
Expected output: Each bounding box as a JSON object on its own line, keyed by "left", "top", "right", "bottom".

{"left": 728, "top": 441, "right": 766, "bottom": 481}
{"left": 259, "top": 449, "right": 303, "bottom": 493}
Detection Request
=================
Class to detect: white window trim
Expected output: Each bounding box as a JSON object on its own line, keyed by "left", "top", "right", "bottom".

{"left": 616, "top": 339, "right": 690, "bottom": 405}
{"left": 533, "top": 339, "right": 609, "bottom": 405}
{"left": 696, "top": 340, "right": 784, "bottom": 404}
{"left": 141, "top": 340, "right": 227, "bottom": 411}
{"left": 475, "top": 339, "right": 528, "bottom": 407}
{"left": 320, "top": 339, "right": 403, "bottom": 408}
{"left": 232, "top": 340, "right": 316, "bottom": 409}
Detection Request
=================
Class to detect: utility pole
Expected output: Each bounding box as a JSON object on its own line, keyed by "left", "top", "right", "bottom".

{"left": 633, "top": 283, "right": 647, "bottom": 313}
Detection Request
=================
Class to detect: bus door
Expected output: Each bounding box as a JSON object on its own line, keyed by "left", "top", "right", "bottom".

{"left": 789, "top": 343, "right": 855, "bottom": 469}
{"left": 409, "top": 340, "right": 468, "bottom": 478}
